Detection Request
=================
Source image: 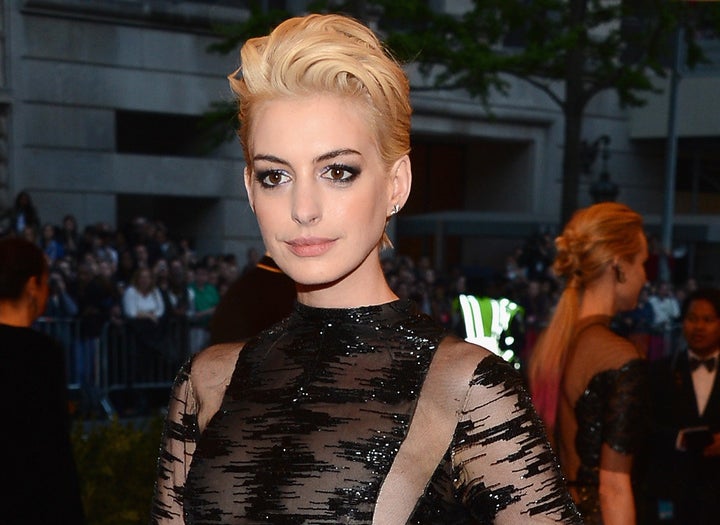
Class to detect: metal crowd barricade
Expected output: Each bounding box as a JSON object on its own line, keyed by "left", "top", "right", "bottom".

{"left": 36, "top": 316, "right": 194, "bottom": 418}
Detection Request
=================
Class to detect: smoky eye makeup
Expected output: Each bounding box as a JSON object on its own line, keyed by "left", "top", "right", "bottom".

{"left": 254, "top": 168, "right": 289, "bottom": 188}
{"left": 321, "top": 163, "right": 361, "bottom": 183}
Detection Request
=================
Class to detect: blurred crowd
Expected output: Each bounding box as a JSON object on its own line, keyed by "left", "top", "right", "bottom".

{"left": 383, "top": 231, "right": 692, "bottom": 368}
{"left": 0, "top": 190, "right": 692, "bottom": 369}
{"left": 0, "top": 191, "right": 250, "bottom": 357}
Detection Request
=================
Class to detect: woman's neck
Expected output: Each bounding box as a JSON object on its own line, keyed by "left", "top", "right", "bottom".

{"left": 577, "top": 279, "right": 616, "bottom": 319}
{"left": 0, "top": 301, "right": 34, "bottom": 328}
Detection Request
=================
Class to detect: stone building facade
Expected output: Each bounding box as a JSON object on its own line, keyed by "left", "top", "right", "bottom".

{"left": 2, "top": 1, "right": 720, "bottom": 282}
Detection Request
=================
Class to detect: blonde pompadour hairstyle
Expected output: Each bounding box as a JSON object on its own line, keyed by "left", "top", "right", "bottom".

{"left": 228, "top": 14, "right": 412, "bottom": 249}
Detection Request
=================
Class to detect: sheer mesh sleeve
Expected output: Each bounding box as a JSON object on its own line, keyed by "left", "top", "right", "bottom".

{"left": 453, "top": 355, "right": 582, "bottom": 524}
{"left": 151, "top": 359, "right": 200, "bottom": 524}
{"left": 602, "top": 359, "right": 649, "bottom": 455}
{"left": 575, "top": 358, "right": 649, "bottom": 465}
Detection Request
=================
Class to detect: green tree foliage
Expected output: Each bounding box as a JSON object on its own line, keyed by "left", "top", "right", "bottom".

{"left": 208, "top": 0, "right": 720, "bottom": 223}
{"left": 351, "top": 0, "right": 718, "bottom": 224}
{"left": 73, "top": 417, "right": 164, "bottom": 525}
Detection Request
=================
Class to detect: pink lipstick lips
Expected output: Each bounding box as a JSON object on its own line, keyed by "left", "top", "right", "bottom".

{"left": 286, "top": 237, "right": 335, "bottom": 257}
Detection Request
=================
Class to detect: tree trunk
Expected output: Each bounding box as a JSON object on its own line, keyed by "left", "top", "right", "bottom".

{"left": 560, "top": 0, "right": 588, "bottom": 227}
{"left": 561, "top": 106, "right": 584, "bottom": 228}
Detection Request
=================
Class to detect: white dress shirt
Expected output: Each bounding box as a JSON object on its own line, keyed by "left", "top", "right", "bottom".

{"left": 688, "top": 349, "right": 719, "bottom": 416}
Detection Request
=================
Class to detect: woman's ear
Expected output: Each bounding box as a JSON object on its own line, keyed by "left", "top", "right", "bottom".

{"left": 243, "top": 167, "right": 255, "bottom": 213}
{"left": 388, "top": 155, "right": 412, "bottom": 215}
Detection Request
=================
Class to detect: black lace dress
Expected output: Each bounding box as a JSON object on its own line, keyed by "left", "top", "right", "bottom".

{"left": 556, "top": 315, "right": 648, "bottom": 524}
{"left": 152, "top": 300, "right": 581, "bottom": 524}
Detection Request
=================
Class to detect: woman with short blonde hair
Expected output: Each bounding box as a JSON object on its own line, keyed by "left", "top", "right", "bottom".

{"left": 152, "top": 14, "right": 581, "bottom": 524}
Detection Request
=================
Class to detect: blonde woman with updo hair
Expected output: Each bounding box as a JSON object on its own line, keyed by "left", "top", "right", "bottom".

{"left": 528, "top": 202, "right": 650, "bottom": 525}
{"left": 151, "top": 14, "right": 581, "bottom": 524}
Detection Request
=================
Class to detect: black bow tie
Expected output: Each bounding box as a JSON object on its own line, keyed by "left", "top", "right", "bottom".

{"left": 689, "top": 356, "right": 717, "bottom": 373}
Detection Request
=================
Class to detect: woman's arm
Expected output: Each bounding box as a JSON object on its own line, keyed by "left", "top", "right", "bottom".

{"left": 599, "top": 444, "right": 635, "bottom": 525}
{"left": 150, "top": 343, "right": 243, "bottom": 524}
{"left": 454, "top": 352, "right": 582, "bottom": 524}
{"left": 151, "top": 362, "right": 199, "bottom": 525}
{"left": 598, "top": 358, "right": 649, "bottom": 525}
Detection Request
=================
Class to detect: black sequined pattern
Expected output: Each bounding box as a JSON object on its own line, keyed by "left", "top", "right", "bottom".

{"left": 573, "top": 359, "right": 649, "bottom": 520}
{"left": 152, "top": 300, "right": 581, "bottom": 524}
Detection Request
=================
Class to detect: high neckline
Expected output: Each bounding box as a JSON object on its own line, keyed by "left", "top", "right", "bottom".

{"left": 294, "top": 299, "right": 413, "bottom": 322}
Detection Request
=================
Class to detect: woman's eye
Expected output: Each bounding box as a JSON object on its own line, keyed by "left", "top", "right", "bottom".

{"left": 256, "top": 170, "right": 289, "bottom": 188}
{"left": 322, "top": 164, "right": 359, "bottom": 182}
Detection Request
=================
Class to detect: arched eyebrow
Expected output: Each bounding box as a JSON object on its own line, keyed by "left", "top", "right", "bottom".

{"left": 252, "top": 154, "right": 289, "bottom": 166}
{"left": 314, "top": 149, "right": 361, "bottom": 163}
{"left": 252, "top": 148, "right": 362, "bottom": 166}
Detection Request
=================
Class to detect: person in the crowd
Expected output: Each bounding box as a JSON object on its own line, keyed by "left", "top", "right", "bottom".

{"left": 528, "top": 202, "right": 649, "bottom": 524}
{"left": 122, "top": 266, "right": 166, "bottom": 385}
{"left": 647, "top": 281, "right": 681, "bottom": 360}
{"left": 162, "top": 258, "right": 196, "bottom": 322}
{"left": 41, "top": 269, "right": 79, "bottom": 356}
{"left": 187, "top": 261, "right": 219, "bottom": 353}
{"left": 151, "top": 13, "right": 581, "bottom": 524}
{"left": 72, "top": 259, "right": 120, "bottom": 399}
{"left": 0, "top": 237, "right": 86, "bottom": 524}
{"left": 59, "top": 213, "right": 80, "bottom": 259}
{"left": 0, "top": 190, "right": 41, "bottom": 237}
{"left": 209, "top": 252, "right": 295, "bottom": 344}
{"left": 115, "top": 247, "right": 137, "bottom": 292}
{"left": 189, "top": 262, "right": 219, "bottom": 322}
{"left": 39, "top": 222, "right": 65, "bottom": 264}
{"left": 641, "top": 288, "right": 720, "bottom": 524}
{"left": 122, "top": 267, "right": 164, "bottom": 323}
{"left": 160, "top": 258, "right": 196, "bottom": 366}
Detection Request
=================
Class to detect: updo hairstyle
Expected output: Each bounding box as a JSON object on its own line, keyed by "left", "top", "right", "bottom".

{"left": 528, "top": 202, "right": 645, "bottom": 432}
{"left": 553, "top": 202, "right": 644, "bottom": 290}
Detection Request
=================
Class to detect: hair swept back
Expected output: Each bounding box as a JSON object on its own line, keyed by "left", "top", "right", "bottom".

{"left": 228, "top": 14, "right": 412, "bottom": 250}
{"left": 228, "top": 13, "right": 411, "bottom": 170}
{"left": 528, "top": 202, "right": 644, "bottom": 432}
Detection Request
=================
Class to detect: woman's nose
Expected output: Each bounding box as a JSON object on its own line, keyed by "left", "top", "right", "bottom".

{"left": 291, "top": 178, "right": 322, "bottom": 225}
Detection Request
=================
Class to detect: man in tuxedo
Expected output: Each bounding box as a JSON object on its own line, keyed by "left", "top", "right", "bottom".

{"left": 642, "top": 287, "right": 720, "bottom": 524}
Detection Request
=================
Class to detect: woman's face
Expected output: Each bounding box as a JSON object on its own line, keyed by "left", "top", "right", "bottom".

{"left": 137, "top": 269, "right": 153, "bottom": 291}
{"left": 245, "top": 95, "right": 409, "bottom": 303}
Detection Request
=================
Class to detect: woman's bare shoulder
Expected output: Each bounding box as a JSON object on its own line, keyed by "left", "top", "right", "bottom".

{"left": 191, "top": 342, "right": 244, "bottom": 392}
{"left": 190, "top": 342, "right": 245, "bottom": 432}
{"left": 428, "top": 335, "right": 502, "bottom": 391}
{"left": 437, "top": 335, "right": 496, "bottom": 370}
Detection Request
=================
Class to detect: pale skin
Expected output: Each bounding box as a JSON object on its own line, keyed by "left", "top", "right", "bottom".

{"left": 244, "top": 94, "right": 411, "bottom": 309}
{"left": 193, "top": 94, "right": 414, "bottom": 431}
{"left": 576, "top": 235, "right": 648, "bottom": 525}
{"left": 152, "top": 92, "right": 582, "bottom": 525}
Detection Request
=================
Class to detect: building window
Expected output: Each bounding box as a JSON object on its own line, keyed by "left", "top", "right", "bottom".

{"left": 115, "top": 110, "right": 210, "bottom": 157}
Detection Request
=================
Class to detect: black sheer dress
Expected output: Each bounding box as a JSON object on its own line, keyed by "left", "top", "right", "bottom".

{"left": 152, "top": 300, "right": 581, "bottom": 524}
{"left": 555, "top": 315, "right": 648, "bottom": 524}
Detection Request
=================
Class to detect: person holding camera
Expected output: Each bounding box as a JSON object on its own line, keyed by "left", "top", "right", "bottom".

{"left": 642, "top": 287, "right": 720, "bottom": 524}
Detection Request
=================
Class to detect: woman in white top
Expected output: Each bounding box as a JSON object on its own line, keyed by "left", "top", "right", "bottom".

{"left": 122, "top": 267, "right": 164, "bottom": 321}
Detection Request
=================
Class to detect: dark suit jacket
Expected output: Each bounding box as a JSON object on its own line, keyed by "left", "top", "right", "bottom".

{"left": 642, "top": 350, "right": 720, "bottom": 524}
